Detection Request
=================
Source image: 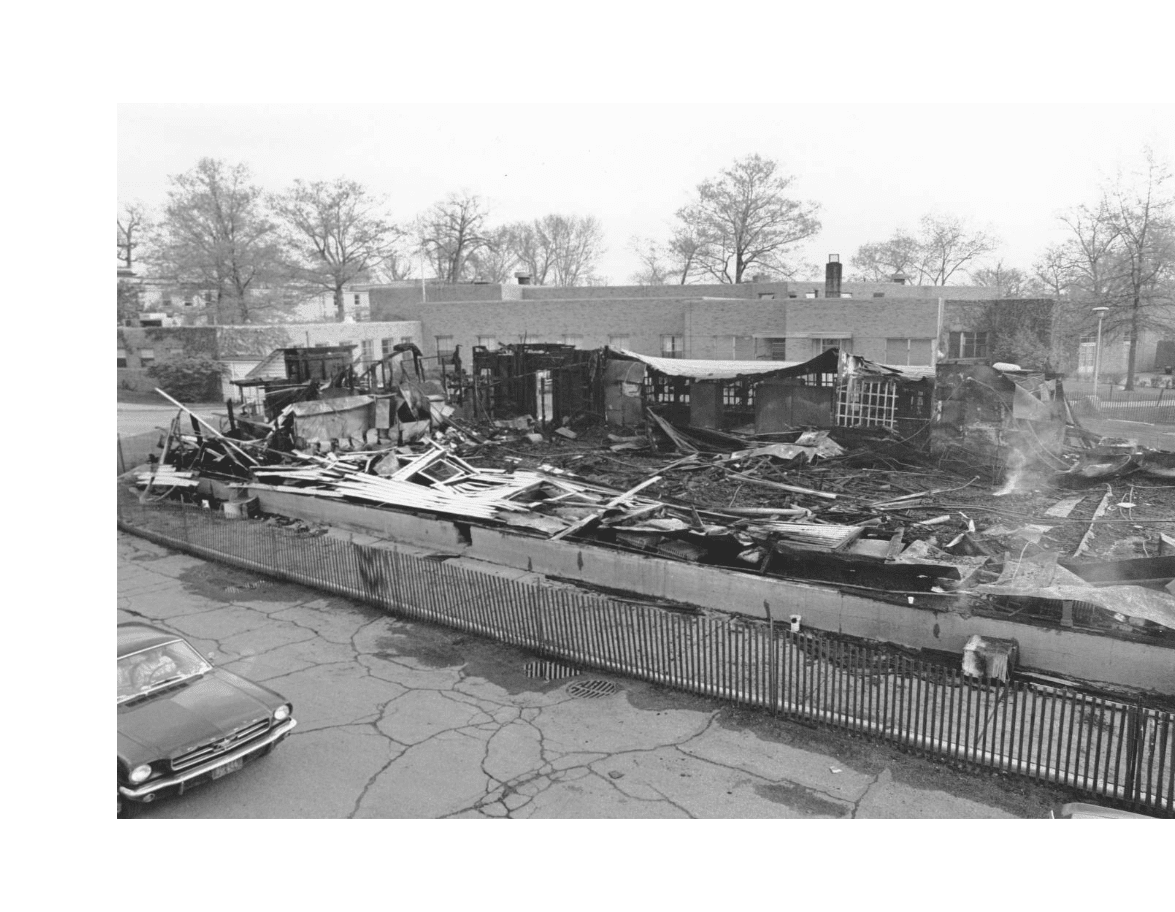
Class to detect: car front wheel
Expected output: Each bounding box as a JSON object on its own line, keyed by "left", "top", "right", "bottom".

{"left": 117, "top": 793, "right": 135, "bottom": 819}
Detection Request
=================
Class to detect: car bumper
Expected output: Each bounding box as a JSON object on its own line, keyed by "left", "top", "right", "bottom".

{"left": 119, "top": 718, "right": 296, "bottom": 802}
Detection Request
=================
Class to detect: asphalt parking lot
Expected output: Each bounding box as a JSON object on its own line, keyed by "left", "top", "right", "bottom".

{"left": 117, "top": 531, "right": 1081, "bottom": 819}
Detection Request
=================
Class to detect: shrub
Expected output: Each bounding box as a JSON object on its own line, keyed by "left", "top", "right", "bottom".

{"left": 146, "top": 357, "right": 222, "bottom": 402}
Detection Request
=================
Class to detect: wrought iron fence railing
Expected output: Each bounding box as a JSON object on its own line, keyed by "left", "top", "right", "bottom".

{"left": 117, "top": 498, "right": 1173, "bottom": 816}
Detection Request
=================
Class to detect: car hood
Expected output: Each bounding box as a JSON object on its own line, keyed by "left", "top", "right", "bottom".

{"left": 118, "top": 669, "right": 281, "bottom": 767}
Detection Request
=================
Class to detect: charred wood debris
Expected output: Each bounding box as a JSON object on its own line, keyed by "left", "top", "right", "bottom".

{"left": 126, "top": 386, "right": 1175, "bottom": 646}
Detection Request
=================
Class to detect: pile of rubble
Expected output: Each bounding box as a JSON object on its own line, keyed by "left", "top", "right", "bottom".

{"left": 124, "top": 389, "right": 1175, "bottom": 643}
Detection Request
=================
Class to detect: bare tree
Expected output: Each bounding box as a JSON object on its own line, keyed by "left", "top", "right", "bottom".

{"left": 1052, "top": 148, "right": 1175, "bottom": 388}
{"left": 117, "top": 203, "right": 149, "bottom": 271}
{"left": 970, "top": 260, "right": 1031, "bottom": 297}
{"left": 469, "top": 225, "right": 523, "bottom": 284}
{"left": 918, "top": 214, "right": 998, "bottom": 285}
{"left": 509, "top": 221, "right": 555, "bottom": 285}
{"left": 501, "top": 215, "right": 606, "bottom": 286}
{"left": 368, "top": 247, "right": 418, "bottom": 283}
{"left": 1032, "top": 244, "right": 1072, "bottom": 300}
{"left": 851, "top": 216, "right": 997, "bottom": 285}
{"left": 850, "top": 230, "right": 923, "bottom": 282}
{"left": 150, "top": 158, "right": 286, "bottom": 323}
{"left": 629, "top": 236, "right": 670, "bottom": 285}
{"left": 272, "top": 178, "right": 402, "bottom": 321}
{"left": 673, "top": 154, "right": 821, "bottom": 283}
{"left": 416, "top": 193, "right": 491, "bottom": 282}
{"left": 540, "top": 214, "right": 606, "bottom": 286}
{"left": 1100, "top": 149, "right": 1175, "bottom": 388}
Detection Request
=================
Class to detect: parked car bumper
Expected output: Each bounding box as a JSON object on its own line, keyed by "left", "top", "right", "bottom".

{"left": 119, "top": 718, "right": 296, "bottom": 802}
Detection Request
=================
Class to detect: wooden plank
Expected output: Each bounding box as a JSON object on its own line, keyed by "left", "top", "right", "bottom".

{"left": 1073, "top": 485, "right": 1114, "bottom": 559}
{"left": 550, "top": 476, "right": 664, "bottom": 541}
{"left": 725, "top": 471, "right": 838, "bottom": 501}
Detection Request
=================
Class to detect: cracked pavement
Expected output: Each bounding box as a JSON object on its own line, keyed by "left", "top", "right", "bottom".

{"left": 118, "top": 531, "right": 1068, "bottom": 818}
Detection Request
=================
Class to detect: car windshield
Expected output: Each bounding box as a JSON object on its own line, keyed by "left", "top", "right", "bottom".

{"left": 118, "top": 639, "right": 212, "bottom": 703}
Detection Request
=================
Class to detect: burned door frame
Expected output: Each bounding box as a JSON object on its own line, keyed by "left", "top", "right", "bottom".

{"left": 471, "top": 344, "right": 597, "bottom": 426}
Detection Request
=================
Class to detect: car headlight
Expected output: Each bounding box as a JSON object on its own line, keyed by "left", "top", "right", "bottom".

{"left": 273, "top": 704, "right": 291, "bottom": 722}
{"left": 129, "top": 764, "right": 153, "bottom": 784}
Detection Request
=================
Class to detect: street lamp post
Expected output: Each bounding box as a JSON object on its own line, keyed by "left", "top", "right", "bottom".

{"left": 1091, "top": 306, "right": 1109, "bottom": 399}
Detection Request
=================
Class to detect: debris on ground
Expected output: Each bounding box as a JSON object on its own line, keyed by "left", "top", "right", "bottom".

{"left": 127, "top": 344, "right": 1175, "bottom": 654}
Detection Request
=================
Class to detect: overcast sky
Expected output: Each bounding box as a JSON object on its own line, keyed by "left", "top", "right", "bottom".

{"left": 118, "top": 103, "right": 1175, "bottom": 285}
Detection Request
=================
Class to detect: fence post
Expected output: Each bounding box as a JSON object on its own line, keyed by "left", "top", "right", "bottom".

{"left": 1124, "top": 696, "right": 1143, "bottom": 808}
{"left": 765, "top": 601, "right": 777, "bottom": 717}
{"left": 180, "top": 498, "right": 188, "bottom": 542}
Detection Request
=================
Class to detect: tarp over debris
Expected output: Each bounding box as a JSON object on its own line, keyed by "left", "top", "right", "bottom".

{"left": 615, "top": 349, "right": 812, "bottom": 381}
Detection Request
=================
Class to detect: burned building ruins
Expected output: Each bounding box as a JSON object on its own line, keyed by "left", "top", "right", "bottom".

{"left": 123, "top": 343, "right": 1175, "bottom": 698}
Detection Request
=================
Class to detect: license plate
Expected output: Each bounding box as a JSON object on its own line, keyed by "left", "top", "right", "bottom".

{"left": 211, "top": 758, "right": 244, "bottom": 780}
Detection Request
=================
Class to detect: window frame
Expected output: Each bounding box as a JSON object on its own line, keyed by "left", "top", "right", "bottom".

{"left": 660, "top": 334, "right": 685, "bottom": 359}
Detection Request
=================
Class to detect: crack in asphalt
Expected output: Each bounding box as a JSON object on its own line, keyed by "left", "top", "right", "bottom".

{"left": 121, "top": 531, "right": 1022, "bottom": 820}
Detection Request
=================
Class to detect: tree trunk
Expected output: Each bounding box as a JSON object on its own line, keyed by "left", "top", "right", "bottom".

{"left": 1126, "top": 288, "right": 1141, "bottom": 391}
{"left": 334, "top": 284, "right": 345, "bottom": 322}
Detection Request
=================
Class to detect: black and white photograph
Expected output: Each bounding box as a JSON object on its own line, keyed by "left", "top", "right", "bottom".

{"left": 115, "top": 97, "right": 1175, "bottom": 829}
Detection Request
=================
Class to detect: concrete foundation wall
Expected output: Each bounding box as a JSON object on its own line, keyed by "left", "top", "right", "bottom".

{"left": 242, "top": 490, "right": 1175, "bottom": 692}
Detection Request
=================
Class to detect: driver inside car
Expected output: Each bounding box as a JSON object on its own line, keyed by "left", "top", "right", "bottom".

{"left": 132, "top": 648, "right": 178, "bottom": 690}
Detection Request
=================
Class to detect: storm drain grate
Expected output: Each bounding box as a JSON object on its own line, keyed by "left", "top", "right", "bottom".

{"left": 525, "top": 660, "right": 582, "bottom": 681}
{"left": 566, "top": 679, "right": 620, "bottom": 699}
{"left": 224, "top": 581, "right": 267, "bottom": 593}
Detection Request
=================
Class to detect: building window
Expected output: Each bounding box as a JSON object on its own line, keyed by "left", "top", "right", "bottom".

{"left": 381, "top": 338, "right": 395, "bottom": 357}
{"left": 361, "top": 339, "right": 375, "bottom": 363}
{"left": 758, "top": 293, "right": 776, "bottom": 300}
{"left": 477, "top": 335, "right": 498, "bottom": 351}
{"left": 813, "top": 337, "right": 850, "bottom": 356}
{"left": 661, "top": 335, "right": 684, "bottom": 359}
{"left": 139, "top": 348, "right": 155, "bottom": 366}
{"left": 885, "top": 338, "right": 934, "bottom": 366}
{"left": 948, "top": 331, "right": 989, "bottom": 360}
{"left": 837, "top": 376, "right": 898, "bottom": 430}
{"left": 117, "top": 349, "right": 127, "bottom": 368}
{"left": 354, "top": 294, "right": 361, "bottom": 308}
{"left": 755, "top": 337, "right": 787, "bottom": 361}
{"left": 562, "top": 334, "right": 583, "bottom": 348}
{"left": 1078, "top": 337, "right": 1096, "bottom": 374}
{"left": 608, "top": 335, "right": 630, "bottom": 350}
{"left": 204, "top": 292, "right": 213, "bottom": 305}
{"left": 435, "top": 335, "right": 455, "bottom": 359}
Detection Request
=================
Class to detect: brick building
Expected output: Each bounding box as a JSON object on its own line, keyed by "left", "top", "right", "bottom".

{"left": 368, "top": 262, "right": 1025, "bottom": 370}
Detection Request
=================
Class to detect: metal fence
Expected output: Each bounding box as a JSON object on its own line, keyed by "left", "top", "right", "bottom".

{"left": 117, "top": 498, "right": 1174, "bottom": 815}
{"left": 1069, "top": 384, "right": 1175, "bottom": 425}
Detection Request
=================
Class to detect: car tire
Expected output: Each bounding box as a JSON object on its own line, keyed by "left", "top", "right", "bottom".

{"left": 117, "top": 794, "right": 135, "bottom": 819}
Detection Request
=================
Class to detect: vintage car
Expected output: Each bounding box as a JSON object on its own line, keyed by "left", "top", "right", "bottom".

{"left": 117, "top": 622, "right": 296, "bottom": 816}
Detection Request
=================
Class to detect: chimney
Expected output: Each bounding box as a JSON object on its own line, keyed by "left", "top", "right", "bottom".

{"left": 892, "top": 270, "right": 907, "bottom": 285}
{"left": 515, "top": 272, "right": 532, "bottom": 285}
{"left": 825, "top": 254, "right": 842, "bottom": 299}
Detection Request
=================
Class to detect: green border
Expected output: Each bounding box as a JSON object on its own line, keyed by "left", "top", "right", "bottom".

{"left": 16, "top": 1, "right": 1165, "bottom": 902}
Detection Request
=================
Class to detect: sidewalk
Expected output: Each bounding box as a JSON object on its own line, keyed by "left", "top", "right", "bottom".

{"left": 1079, "top": 416, "right": 1175, "bottom": 450}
